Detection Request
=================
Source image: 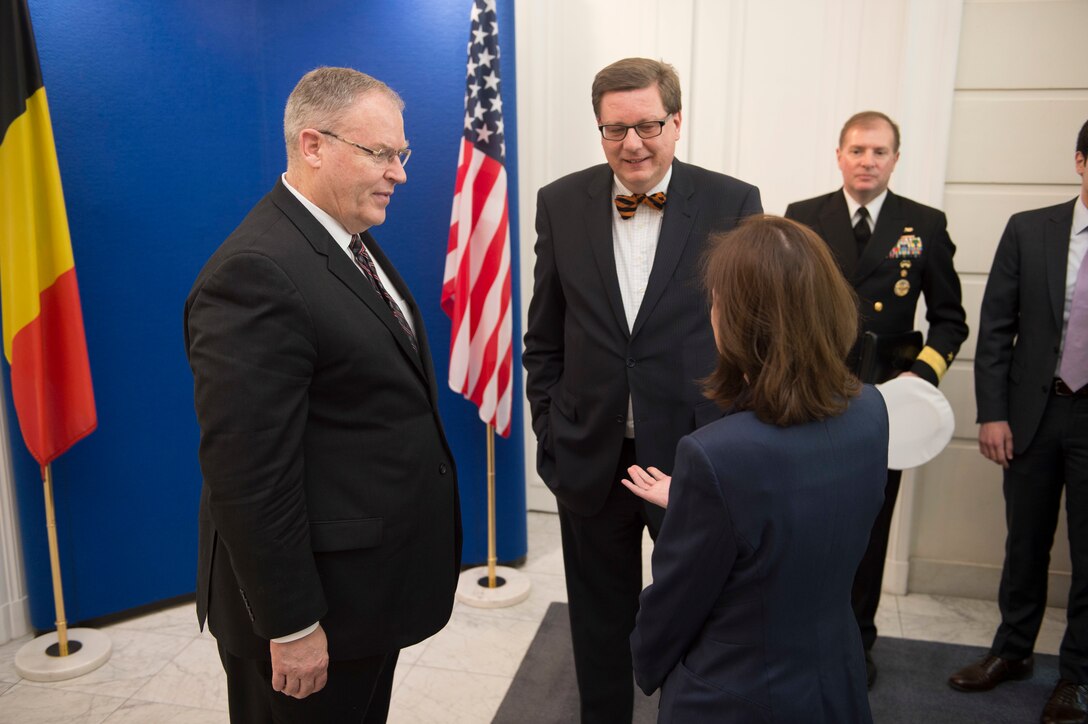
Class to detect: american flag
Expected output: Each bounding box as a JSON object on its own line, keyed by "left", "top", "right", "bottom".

{"left": 442, "top": 0, "right": 512, "bottom": 438}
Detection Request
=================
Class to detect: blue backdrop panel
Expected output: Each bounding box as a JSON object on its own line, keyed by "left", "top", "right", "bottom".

{"left": 8, "top": 0, "right": 525, "bottom": 630}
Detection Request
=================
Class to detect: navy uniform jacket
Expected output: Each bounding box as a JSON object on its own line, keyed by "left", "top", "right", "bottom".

{"left": 632, "top": 386, "right": 889, "bottom": 723}
{"left": 786, "top": 190, "right": 968, "bottom": 385}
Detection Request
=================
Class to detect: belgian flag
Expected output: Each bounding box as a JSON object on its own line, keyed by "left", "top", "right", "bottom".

{"left": 1, "top": 0, "right": 96, "bottom": 469}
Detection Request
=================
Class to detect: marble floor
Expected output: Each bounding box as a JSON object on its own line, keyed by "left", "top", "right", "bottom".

{"left": 0, "top": 511, "right": 1067, "bottom": 723}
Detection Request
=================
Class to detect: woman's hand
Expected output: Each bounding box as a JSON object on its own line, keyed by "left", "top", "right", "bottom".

{"left": 621, "top": 465, "right": 671, "bottom": 508}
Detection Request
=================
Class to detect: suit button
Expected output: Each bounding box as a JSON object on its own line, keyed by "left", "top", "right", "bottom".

{"left": 615, "top": 415, "right": 625, "bottom": 423}
{"left": 874, "top": 302, "right": 883, "bottom": 312}
{"left": 626, "top": 358, "right": 636, "bottom": 368}
{"left": 439, "top": 463, "right": 448, "bottom": 474}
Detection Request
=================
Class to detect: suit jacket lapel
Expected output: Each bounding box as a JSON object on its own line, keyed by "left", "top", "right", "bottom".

{"left": 585, "top": 167, "right": 631, "bottom": 337}
{"left": 1045, "top": 200, "right": 1076, "bottom": 331}
{"left": 854, "top": 190, "right": 902, "bottom": 284}
{"left": 271, "top": 181, "right": 427, "bottom": 383}
{"left": 631, "top": 161, "right": 697, "bottom": 339}
{"left": 816, "top": 191, "right": 859, "bottom": 279}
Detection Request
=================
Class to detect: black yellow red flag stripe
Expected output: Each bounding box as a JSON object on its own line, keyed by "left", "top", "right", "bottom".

{"left": 0, "top": 0, "right": 96, "bottom": 468}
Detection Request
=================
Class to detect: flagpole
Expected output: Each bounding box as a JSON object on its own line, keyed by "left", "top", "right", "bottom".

{"left": 13, "top": 462, "right": 112, "bottom": 681}
{"left": 454, "top": 420, "right": 530, "bottom": 608}
{"left": 41, "top": 464, "right": 70, "bottom": 656}
{"left": 486, "top": 424, "right": 497, "bottom": 588}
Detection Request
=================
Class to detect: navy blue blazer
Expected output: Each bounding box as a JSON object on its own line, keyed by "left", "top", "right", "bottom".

{"left": 631, "top": 385, "right": 888, "bottom": 723}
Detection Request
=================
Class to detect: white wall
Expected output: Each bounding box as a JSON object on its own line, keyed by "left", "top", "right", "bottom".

{"left": 0, "top": 382, "right": 30, "bottom": 644}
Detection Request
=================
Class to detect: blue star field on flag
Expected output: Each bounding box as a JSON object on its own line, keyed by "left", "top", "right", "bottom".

{"left": 463, "top": 0, "right": 505, "bottom": 162}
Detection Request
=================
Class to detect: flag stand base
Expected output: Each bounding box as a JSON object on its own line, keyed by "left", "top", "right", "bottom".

{"left": 14, "top": 628, "right": 112, "bottom": 681}
{"left": 455, "top": 566, "right": 530, "bottom": 608}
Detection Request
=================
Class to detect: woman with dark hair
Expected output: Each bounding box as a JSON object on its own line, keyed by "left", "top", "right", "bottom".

{"left": 627, "top": 215, "right": 888, "bottom": 723}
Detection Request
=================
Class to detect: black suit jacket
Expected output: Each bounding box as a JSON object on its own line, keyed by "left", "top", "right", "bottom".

{"left": 785, "top": 189, "right": 968, "bottom": 385}
{"left": 523, "top": 160, "right": 762, "bottom": 516}
{"left": 975, "top": 199, "right": 1078, "bottom": 454}
{"left": 185, "top": 180, "right": 461, "bottom": 660}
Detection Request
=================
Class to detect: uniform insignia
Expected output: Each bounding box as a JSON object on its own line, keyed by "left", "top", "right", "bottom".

{"left": 888, "top": 234, "right": 922, "bottom": 259}
{"left": 894, "top": 279, "right": 910, "bottom": 297}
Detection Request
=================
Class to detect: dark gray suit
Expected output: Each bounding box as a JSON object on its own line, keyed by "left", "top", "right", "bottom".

{"left": 524, "top": 159, "right": 761, "bottom": 721}
{"left": 976, "top": 198, "right": 1088, "bottom": 681}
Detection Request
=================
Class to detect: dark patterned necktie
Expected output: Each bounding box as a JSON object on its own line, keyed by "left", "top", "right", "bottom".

{"left": 854, "top": 206, "right": 872, "bottom": 259}
{"left": 614, "top": 191, "right": 667, "bottom": 220}
{"left": 349, "top": 235, "right": 418, "bottom": 353}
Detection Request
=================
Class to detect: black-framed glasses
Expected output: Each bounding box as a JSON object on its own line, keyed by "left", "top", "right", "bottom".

{"left": 597, "top": 115, "right": 672, "bottom": 142}
{"left": 319, "top": 130, "right": 411, "bottom": 168}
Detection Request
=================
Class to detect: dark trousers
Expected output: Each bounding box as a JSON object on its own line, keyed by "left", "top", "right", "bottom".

{"left": 991, "top": 392, "right": 1088, "bottom": 682}
{"left": 218, "top": 639, "right": 399, "bottom": 723}
{"left": 853, "top": 468, "right": 902, "bottom": 651}
{"left": 557, "top": 439, "right": 664, "bottom": 724}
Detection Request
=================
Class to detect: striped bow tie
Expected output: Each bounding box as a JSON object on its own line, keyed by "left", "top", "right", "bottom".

{"left": 614, "top": 192, "right": 666, "bottom": 220}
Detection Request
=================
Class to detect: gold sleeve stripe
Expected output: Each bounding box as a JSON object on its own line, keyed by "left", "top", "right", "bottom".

{"left": 917, "top": 345, "right": 949, "bottom": 380}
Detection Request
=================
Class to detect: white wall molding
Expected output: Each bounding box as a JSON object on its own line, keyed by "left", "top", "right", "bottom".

{"left": 0, "top": 380, "right": 30, "bottom": 644}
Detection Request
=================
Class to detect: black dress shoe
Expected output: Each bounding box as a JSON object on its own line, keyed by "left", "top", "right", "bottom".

{"left": 865, "top": 650, "right": 876, "bottom": 689}
{"left": 948, "top": 654, "right": 1033, "bottom": 692}
{"left": 1041, "top": 679, "right": 1088, "bottom": 724}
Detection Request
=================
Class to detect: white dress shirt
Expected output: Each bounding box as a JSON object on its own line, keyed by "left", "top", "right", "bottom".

{"left": 612, "top": 167, "right": 672, "bottom": 438}
{"left": 843, "top": 187, "right": 888, "bottom": 232}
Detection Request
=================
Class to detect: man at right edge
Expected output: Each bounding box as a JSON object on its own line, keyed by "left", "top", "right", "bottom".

{"left": 948, "top": 119, "right": 1088, "bottom": 724}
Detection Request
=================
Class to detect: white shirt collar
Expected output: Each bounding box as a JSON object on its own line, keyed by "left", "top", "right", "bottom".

{"left": 281, "top": 173, "right": 355, "bottom": 253}
{"left": 843, "top": 187, "right": 889, "bottom": 226}
{"left": 1074, "top": 194, "right": 1088, "bottom": 237}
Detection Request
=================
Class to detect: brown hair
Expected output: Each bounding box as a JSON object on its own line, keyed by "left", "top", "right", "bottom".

{"left": 839, "top": 111, "right": 900, "bottom": 152}
{"left": 702, "top": 215, "right": 861, "bottom": 426}
{"left": 591, "top": 58, "right": 681, "bottom": 118}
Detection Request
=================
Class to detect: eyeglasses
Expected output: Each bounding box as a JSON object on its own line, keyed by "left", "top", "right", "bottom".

{"left": 319, "top": 130, "right": 411, "bottom": 168}
{"left": 597, "top": 115, "right": 672, "bottom": 142}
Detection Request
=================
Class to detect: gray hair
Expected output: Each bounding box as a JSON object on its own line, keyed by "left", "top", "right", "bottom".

{"left": 283, "top": 67, "right": 403, "bottom": 163}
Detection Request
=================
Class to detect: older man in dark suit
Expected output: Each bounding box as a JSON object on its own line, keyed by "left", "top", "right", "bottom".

{"left": 785, "top": 111, "right": 968, "bottom": 687}
{"left": 948, "top": 120, "right": 1088, "bottom": 724}
{"left": 185, "top": 67, "right": 460, "bottom": 723}
{"left": 523, "top": 57, "right": 761, "bottom": 723}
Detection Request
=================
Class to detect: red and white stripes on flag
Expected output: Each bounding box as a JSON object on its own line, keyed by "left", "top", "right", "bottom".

{"left": 442, "top": 0, "right": 512, "bottom": 438}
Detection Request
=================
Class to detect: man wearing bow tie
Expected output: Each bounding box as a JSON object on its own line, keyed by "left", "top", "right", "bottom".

{"left": 785, "top": 111, "right": 968, "bottom": 689}
{"left": 523, "top": 57, "right": 761, "bottom": 722}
